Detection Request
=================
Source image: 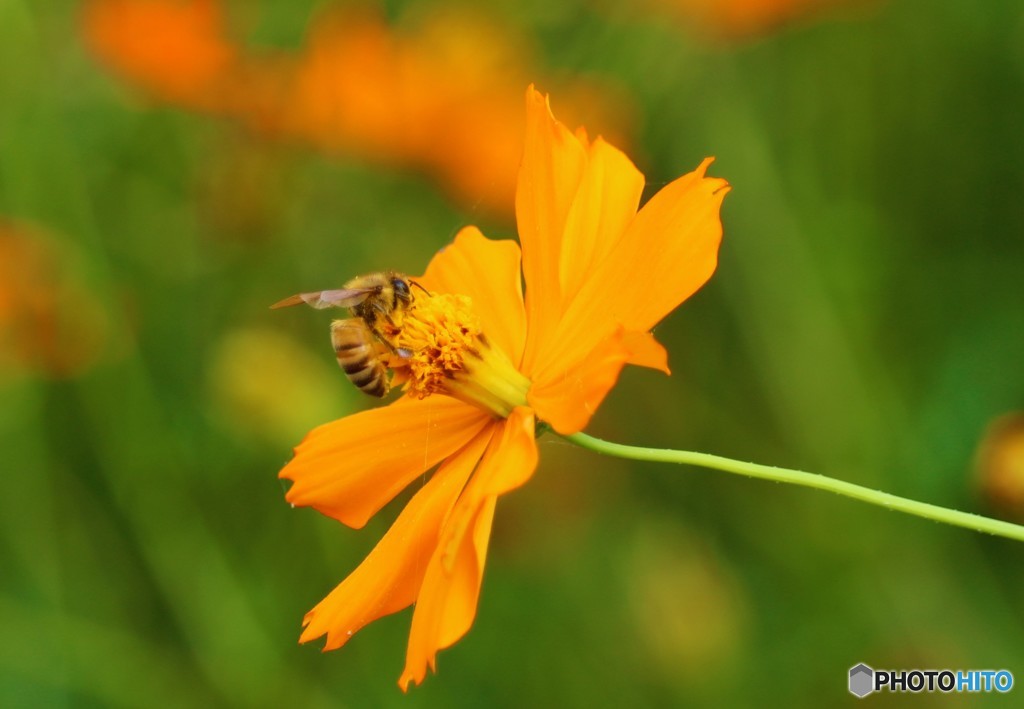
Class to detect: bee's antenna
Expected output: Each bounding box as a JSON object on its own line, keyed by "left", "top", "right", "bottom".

{"left": 410, "top": 280, "right": 432, "bottom": 296}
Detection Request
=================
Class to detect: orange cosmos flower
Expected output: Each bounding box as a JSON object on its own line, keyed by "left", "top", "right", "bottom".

{"left": 279, "top": 86, "right": 729, "bottom": 689}
{"left": 83, "top": 0, "right": 238, "bottom": 111}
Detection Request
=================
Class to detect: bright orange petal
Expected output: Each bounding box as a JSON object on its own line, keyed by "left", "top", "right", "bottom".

{"left": 533, "top": 158, "right": 729, "bottom": 386}
{"left": 517, "top": 86, "right": 587, "bottom": 377}
{"left": 419, "top": 227, "right": 527, "bottom": 366}
{"left": 399, "top": 496, "right": 496, "bottom": 692}
{"left": 298, "top": 425, "right": 494, "bottom": 651}
{"left": 623, "top": 330, "right": 670, "bottom": 375}
{"left": 399, "top": 408, "right": 538, "bottom": 690}
{"left": 481, "top": 406, "right": 538, "bottom": 496}
{"left": 528, "top": 331, "right": 633, "bottom": 434}
{"left": 439, "top": 407, "right": 537, "bottom": 568}
{"left": 559, "top": 137, "right": 644, "bottom": 305}
{"left": 280, "top": 396, "right": 491, "bottom": 528}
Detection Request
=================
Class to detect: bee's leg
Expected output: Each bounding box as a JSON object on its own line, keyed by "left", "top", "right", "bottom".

{"left": 373, "top": 339, "right": 414, "bottom": 365}
{"left": 370, "top": 338, "right": 411, "bottom": 368}
{"left": 367, "top": 325, "right": 399, "bottom": 354}
{"left": 372, "top": 301, "right": 400, "bottom": 328}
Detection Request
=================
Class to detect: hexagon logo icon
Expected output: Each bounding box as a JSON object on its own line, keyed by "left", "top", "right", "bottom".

{"left": 849, "top": 663, "right": 874, "bottom": 698}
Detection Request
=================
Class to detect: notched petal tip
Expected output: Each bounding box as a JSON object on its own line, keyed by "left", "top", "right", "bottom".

{"left": 695, "top": 156, "right": 731, "bottom": 196}
{"left": 623, "top": 330, "right": 670, "bottom": 375}
{"left": 524, "top": 82, "right": 548, "bottom": 107}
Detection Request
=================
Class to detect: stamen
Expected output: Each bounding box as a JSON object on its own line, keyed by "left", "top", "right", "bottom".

{"left": 392, "top": 293, "right": 530, "bottom": 418}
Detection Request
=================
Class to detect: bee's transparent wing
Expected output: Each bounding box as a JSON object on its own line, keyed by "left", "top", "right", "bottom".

{"left": 270, "top": 288, "right": 375, "bottom": 310}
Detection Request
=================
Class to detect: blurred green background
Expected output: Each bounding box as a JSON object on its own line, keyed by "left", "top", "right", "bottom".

{"left": 2, "top": 0, "right": 1024, "bottom": 706}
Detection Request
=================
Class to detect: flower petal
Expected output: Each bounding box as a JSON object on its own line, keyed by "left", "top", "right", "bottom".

{"left": 399, "top": 407, "right": 538, "bottom": 690}
{"left": 419, "top": 226, "right": 527, "bottom": 367}
{"left": 613, "top": 158, "right": 729, "bottom": 329}
{"left": 439, "top": 407, "right": 537, "bottom": 568}
{"left": 559, "top": 136, "right": 644, "bottom": 306}
{"left": 528, "top": 331, "right": 632, "bottom": 434}
{"left": 623, "top": 330, "right": 670, "bottom": 375}
{"left": 298, "top": 425, "right": 494, "bottom": 651}
{"left": 480, "top": 406, "right": 538, "bottom": 496}
{"left": 399, "top": 496, "right": 496, "bottom": 692}
{"left": 517, "top": 86, "right": 587, "bottom": 377}
{"left": 281, "top": 395, "right": 492, "bottom": 528}
{"left": 533, "top": 157, "right": 729, "bottom": 386}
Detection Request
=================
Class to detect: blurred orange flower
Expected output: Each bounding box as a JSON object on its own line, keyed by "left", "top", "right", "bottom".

{"left": 0, "top": 223, "right": 108, "bottom": 378}
{"left": 279, "top": 86, "right": 729, "bottom": 688}
{"left": 82, "top": 1, "right": 630, "bottom": 214}
{"left": 280, "top": 9, "right": 553, "bottom": 213}
{"left": 83, "top": 0, "right": 238, "bottom": 110}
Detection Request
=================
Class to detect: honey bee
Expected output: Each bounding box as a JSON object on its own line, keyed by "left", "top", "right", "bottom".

{"left": 272, "top": 271, "right": 417, "bottom": 397}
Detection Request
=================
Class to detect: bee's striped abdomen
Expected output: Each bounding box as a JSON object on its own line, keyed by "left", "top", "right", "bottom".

{"left": 331, "top": 320, "right": 390, "bottom": 397}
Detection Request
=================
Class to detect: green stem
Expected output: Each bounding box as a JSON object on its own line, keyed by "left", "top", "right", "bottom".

{"left": 562, "top": 432, "right": 1024, "bottom": 543}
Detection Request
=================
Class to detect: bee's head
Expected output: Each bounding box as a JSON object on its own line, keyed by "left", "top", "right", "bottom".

{"left": 391, "top": 276, "right": 412, "bottom": 306}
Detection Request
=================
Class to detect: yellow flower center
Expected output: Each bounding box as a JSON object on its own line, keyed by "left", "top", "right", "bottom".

{"left": 393, "top": 292, "right": 530, "bottom": 418}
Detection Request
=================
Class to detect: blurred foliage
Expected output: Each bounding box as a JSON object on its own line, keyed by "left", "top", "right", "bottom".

{"left": 2, "top": 0, "right": 1023, "bottom": 706}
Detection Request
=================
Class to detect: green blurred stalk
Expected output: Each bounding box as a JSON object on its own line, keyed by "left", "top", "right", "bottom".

{"left": 564, "top": 432, "right": 1024, "bottom": 543}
